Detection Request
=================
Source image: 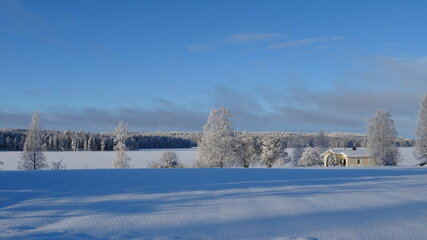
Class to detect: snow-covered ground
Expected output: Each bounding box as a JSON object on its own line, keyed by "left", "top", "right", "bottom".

{"left": 1, "top": 168, "right": 427, "bottom": 239}
{"left": 0, "top": 147, "right": 420, "bottom": 170}
{"left": 0, "top": 148, "right": 198, "bottom": 170}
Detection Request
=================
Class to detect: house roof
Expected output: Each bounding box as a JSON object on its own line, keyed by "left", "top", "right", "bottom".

{"left": 324, "top": 148, "right": 370, "bottom": 158}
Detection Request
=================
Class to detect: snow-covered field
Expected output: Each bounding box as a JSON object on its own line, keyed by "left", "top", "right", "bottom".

{"left": 1, "top": 168, "right": 427, "bottom": 240}
{"left": 0, "top": 148, "right": 198, "bottom": 170}
{"left": 0, "top": 147, "right": 420, "bottom": 170}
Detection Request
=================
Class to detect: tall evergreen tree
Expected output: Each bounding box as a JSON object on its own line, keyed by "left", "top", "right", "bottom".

{"left": 366, "top": 110, "right": 399, "bottom": 166}
{"left": 18, "top": 112, "right": 48, "bottom": 170}
{"left": 196, "top": 107, "right": 234, "bottom": 167}
{"left": 112, "top": 121, "right": 131, "bottom": 168}
{"left": 416, "top": 93, "right": 427, "bottom": 165}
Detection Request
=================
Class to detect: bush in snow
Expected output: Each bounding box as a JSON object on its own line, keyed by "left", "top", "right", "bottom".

{"left": 196, "top": 107, "right": 235, "bottom": 168}
{"left": 416, "top": 93, "right": 427, "bottom": 166}
{"left": 298, "top": 147, "right": 323, "bottom": 167}
{"left": 51, "top": 159, "right": 66, "bottom": 170}
{"left": 112, "top": 121, "right": 131, "bottom": 168}
{"left": 366, "top": 110, "right": 399, "bottom": 166}
{"left": 149, "top": 151, "right": 183, "bottom": 168}
{"left": 18, "top": 112, "right": 48, "bottom": 170}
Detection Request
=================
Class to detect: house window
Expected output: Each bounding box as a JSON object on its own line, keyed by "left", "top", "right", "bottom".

{"left": 357, "top": 159, "right": 361, "bottom": 164}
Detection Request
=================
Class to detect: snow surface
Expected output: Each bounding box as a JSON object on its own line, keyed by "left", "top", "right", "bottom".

{"left": 0, "top": 148, "right": 198, "bottom": 170}
{"left": 0, "top": 147, "right": 420, "bottom": 170}
{"left": 1, "top": 168, "right": 427, "bottom": 239}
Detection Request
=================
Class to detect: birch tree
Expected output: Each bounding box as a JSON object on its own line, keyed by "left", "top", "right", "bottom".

{"left": 112, "top": 121, "right": 131, "bottom": 168}
{"left": 416, "top": 93, "right": 427, "bottom": 165}
{"left": 197, "top": 107, "right": 234, "bottom": 167}
{"left": 18, "top": 112, "right": 48, "bottom": 170}
{"left": 366, "top": 110, "right": 399, "bottom": 166}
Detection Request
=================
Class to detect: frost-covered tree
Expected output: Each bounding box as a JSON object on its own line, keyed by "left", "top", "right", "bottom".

{"left": 18, "top": 112, "right": 48, "bottom": 170}
{"left": 315, "top": 130, "right": 329, "bottom": 150}
{"left": 112, "top": 121, "right": 131, "bottom": 168}
{"left": 51, "top": 159, "right": 66, "bottom": 170}
{"left": 416, "top": 93, "right": 427, "bottom": 166}
{"left": 234, "top": 134, "right": 261, "bottom": 168}
{"left": 298, "top": 147, "right": 323, "bottom": 167}
{"left": 366, "top": 110, "right": 399, "bottom": 166}
{"left": 197, "top": 107, "right": 235, "bottom": 168}
{"left": 149, "top": 151, "right": 183, "bottom": 168}
{"left": 292, "top": 146, "right": 305, "bottom": 166}
{"left": 260, "top": 137, "right": 288, "bottom": 168}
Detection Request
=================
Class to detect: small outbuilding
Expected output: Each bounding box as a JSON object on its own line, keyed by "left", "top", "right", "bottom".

{"left": 321, "top": 147, "right": 376, "bottom": 167}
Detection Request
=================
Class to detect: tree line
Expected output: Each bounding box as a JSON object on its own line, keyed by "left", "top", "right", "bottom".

{"left": 0, "top": 129, "right": 195, "bottom": 151}
{"left": 0, "top": 129, "right": 414, "bottom": 152}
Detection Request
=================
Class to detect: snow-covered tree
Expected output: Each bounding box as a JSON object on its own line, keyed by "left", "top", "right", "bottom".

{"left": 292, "top": 146, "right": 305, "bottom": 166}
{"left": 234, "top": 134, "right": 261, "bottom": 168}
{"left": 149, "top": 151, "right": 183, "bottom": 168}
{"left": 315, "top": 130, "right": 329, "bottom": 150}
{"left": 260, "top": 137, "right": 288, "bottom": 168}
{"left": 366, "top": 110, "right": 399, "bottom": 166}
{"left": 298, "top": 147, "right": 323, "bottom": 167}
{"left": 51, "top": 159, "right": 66, "bottom": 170}
{"left": 196, "top": 107, "right": 235, "bottom": 168}
{"left": 18, "top": 112, "right": 48, "bottom": 170}
{"left": 112, "top": 121, "right": 131, "bottom": 168}
{"left": 416, "top": 93, "right": 427, "bottom": 166}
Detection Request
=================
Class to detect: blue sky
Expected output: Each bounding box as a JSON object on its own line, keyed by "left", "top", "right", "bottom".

{"left": 1, "top": 0, "right": 427, "bottom": 137}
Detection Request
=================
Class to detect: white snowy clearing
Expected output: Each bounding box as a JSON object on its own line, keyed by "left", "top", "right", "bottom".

{"left": 0, "top": 147, "right": 420, "bottom": 170}
{"left": 0, "top": 148, "right": 198, "bottom": 170}
{"left": 1, "top": 167, "right": 427, "bottom": 240}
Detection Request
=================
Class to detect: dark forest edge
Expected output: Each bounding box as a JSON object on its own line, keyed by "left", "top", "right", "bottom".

{"left": 0, "top": 128, "right": 414, "bottom": 151}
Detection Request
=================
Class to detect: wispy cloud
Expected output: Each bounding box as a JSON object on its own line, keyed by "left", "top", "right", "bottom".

{"left": 266, "top": 36, "right": 346, "bottom": 49}
{"left": 187, "top": 43, "right": 214, "bottom": 52}
{"left": 226, "top": 33, "right": 283, "bottom": 43}
{"left": 187, "top": 32, "right": 283, "bottom": 52}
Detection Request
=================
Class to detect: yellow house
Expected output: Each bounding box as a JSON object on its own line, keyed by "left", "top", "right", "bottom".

{"left": 321, "top": 148, "right": 376, "bottom": 167}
